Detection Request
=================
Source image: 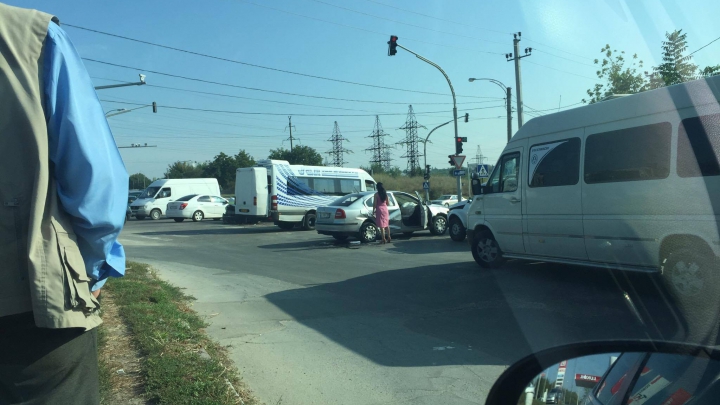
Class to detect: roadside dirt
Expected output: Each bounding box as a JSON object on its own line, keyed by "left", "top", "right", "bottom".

{"left": 98, "top": 292, "right": 151, "bottom": 405}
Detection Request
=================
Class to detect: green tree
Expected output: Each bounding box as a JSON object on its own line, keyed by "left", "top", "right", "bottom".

{"left": 700, "top": 64, "right": 720, "bottom": 78}
{"left": 203, "top": 151, "right": 246, "bottom": 192}
{"left": 647, "top": 29, "right": 698, "bottom": 89}
{"left": 268, "top": 146, "right": 323, "bottom": 166}
{"left": 164, "top": 161, "right": 204, "bottom": 179}
{"left": 129, "top": 172, "right": 151, "bottom": 190}
{"left": 583, "top": 45, "right": 647, "bottom": 104}
{"left": 234, "top": 149, "right": 256, "bottom": 168}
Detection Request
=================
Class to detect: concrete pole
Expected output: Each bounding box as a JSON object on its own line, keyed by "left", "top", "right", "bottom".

{"left": 513, "top": 34, "right": 524, "bottom": 128}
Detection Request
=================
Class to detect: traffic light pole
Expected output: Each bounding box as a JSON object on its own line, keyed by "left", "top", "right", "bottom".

{"left": 395, "top": 43, "right": 462, "bottom": 201}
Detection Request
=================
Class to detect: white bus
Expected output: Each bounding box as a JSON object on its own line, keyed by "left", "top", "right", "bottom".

{"left": 234, "top": 160, "right": 376, "bottom": 230}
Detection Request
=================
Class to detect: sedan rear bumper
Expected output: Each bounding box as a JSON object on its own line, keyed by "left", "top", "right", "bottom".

{"left": 166, "top": 208, "right": 192, "bottom": 218}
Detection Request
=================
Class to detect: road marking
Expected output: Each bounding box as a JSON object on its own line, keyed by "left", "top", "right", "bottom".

{"left": 135, "top": 235, "right": 173, "bottom": 242}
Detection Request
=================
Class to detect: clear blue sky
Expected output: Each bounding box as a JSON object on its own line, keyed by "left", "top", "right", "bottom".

{"left": 10, "top": 0, "right": 720, "bottom": 178}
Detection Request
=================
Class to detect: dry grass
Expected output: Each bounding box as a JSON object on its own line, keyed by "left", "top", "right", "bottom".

{"left": 372, "top": 173, "right": 469, "bottom": 200}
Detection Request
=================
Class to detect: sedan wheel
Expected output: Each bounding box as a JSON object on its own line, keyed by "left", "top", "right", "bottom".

{"left": 359, "top": 222, "right": 378, "bottom": 243}
{"left": 430, "top": 215, "right": 447, "bottom": 235}
{"left": 192, "top": 210, "right": 204, "bottom": 222}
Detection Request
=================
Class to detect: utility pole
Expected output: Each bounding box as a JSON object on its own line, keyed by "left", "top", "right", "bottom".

{"left": 326, "top": 121, "right": 352, "bottom": 167}
{"left": 387, "top": 36, "right": 463, "bottom": 200}
{"left": 285, "top": 116, "right": 296, "bottom": 151}
{"left": 505, "top": 32, "right": 532, "bottom": 129}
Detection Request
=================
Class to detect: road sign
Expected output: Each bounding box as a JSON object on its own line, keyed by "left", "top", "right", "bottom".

{"left": 453, "top": 170, "right": 466, "bottom": 176}
{"left": 422, "top": 181, "right": 429, "bottom": 190}
{"left": 450, "top": 155, "right": 466, "bottom": 169}
{"left": 477, "top": 164, "right": 490, "bottom": 178}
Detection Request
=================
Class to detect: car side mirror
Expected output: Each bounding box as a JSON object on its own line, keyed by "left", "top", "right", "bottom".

{"left": 471, "top": 178, "right": 483, "bottom": 195}
{"left": 484, "top": 341, "right": 720, "bottom": 405}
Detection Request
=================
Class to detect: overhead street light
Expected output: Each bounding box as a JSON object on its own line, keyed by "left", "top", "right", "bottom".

{"left": 95, "top": 73, "right": 147, "bottom": 90}
{"left": 469, "top": 78, "right": 513, "bottom": 143}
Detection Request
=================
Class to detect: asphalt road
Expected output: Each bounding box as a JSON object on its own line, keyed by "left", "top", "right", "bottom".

{"left": 119, "top": 218, "right": 669, "bottom": 405}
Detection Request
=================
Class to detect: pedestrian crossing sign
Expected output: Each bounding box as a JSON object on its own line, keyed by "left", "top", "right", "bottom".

{"left": 477, "top": 164, "right": 490, "bottom": 178}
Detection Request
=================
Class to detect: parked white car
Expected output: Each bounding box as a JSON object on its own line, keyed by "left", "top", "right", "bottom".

{"left": 429, "top": 194, "right": 459, "bottom": 208}
{"left": 316, "top": 191, "right": 449, "bottom": 242}
{"left": 166, "top": 194, "right": 228, "bottom": 222}
{"left": 447, "top": 199, "right": 472, "bottom": 242}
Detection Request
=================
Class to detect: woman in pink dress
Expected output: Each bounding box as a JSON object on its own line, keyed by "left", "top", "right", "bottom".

{"left": 373, "top": 183, "right": 391, "bottom": 243}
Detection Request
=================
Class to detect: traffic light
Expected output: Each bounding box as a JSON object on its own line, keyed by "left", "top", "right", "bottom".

{"left": 448, "top": 155, "right": 454, "bottom": 166}
{"left": 387, "top": 35, "right": 398, "bottom": 56}
{"left": 152, "top": 101, "right": 157, "bottom": 113}
{"left": 455, "top": 137, "right": 467, "bottom": 154}
{"left": 464, "top": 113, "right": 469, "bottom": 123}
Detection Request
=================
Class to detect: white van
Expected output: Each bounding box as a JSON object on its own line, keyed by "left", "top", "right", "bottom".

{"left": 130, "top": 178, "right": 221, "bottom": 220}
{"left": 234, "top": 160, "right": 376, "bottom": 230}
{"left": 466, "top": 77, "right": 720, "bottom": 327}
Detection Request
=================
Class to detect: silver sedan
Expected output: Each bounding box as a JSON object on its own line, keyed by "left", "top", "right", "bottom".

{"left": 316, "top": 191, "right": 449, "bottom": 243}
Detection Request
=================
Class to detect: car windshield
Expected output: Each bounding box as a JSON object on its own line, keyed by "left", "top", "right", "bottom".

{"left": 40, "top": 1, "right": 720, "bottom": 404}
{"left": 330, "top": 194, "right": 366, "bottom": 207}
{"left": 138, "top": 186, "right": 160, "bottom": 199}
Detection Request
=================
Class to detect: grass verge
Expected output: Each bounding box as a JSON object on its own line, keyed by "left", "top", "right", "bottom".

{"left": 100, "top": 262, "right": 256, "bottom": 405}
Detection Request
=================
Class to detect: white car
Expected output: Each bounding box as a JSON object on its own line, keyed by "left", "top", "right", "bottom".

{"left": 429, "top": 194, "right": 459, "bottom": 208}
{"left": 316, "top": 191, "right": 449, "bottom": 242}
{"left": 447, "top": 199, "right": 472, "bottom": 242}
{"left": 166, "top": 194, "right": 228, "bottom": 222}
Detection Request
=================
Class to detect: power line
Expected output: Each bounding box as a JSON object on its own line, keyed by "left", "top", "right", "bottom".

{"left": 523, "top": 37, "right": 595, "bottom": 61}
{"left": 361, "top": 0, "right": 511, "bottom": 36}
{"left": 523, "top": 101, "right": 584, "bottom": 113}
{"left": 234, "top": 0, "right": 504, "bottom": 55}
{"left": 100, "top": 99, "right": 506, "bottom": 117}
{"left": 91, "top": 76, "right": 503, "bottom": 106}
{"left": 307, "top": 0, "right": 506, "bottom": 46}
{"left": 688, "top": 34, "right": 720, "bottom": 57}
{"left": 532, "top": 49, "right": 597, "bottom": 67}
{"left": 84, "top": 58, "right": 496, "bottom": 102}
{"left": 524, "top": 60, "right": 601, "bottom": 82}
{"left": 66, "top": 23, "right": 501, "bottom": 96}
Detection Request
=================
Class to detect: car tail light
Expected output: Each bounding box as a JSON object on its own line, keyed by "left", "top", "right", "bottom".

{"left": 179, "top": 203, "right": 188, "bottom": 210}
{"left": 271, "top": 195, "right": 278, "bottom": 210}
{"left": 335, "top": 209, "right": 346, "bottom": 219}
{"left": 253, "top": 196, "right": 257, "bottom": 206}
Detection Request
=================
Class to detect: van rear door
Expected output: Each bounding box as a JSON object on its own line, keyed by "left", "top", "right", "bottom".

{"left": 236, "top": 167, "right": 268, "bottom": 217}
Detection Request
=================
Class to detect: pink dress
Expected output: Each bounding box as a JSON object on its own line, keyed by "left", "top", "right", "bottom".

{"left": 374, "top": 193, "right": 389, "bottom": 228}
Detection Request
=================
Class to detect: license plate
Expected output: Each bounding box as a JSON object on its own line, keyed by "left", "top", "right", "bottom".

{"left": 321, "top": 212, "right": 331, "bottom": 218}
{"left": 239, "top": 209, "right": 250, "bottom": 213}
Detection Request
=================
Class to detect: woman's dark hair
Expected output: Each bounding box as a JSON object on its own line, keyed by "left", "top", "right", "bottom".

{"left": 376, "top": 182, "right": 387, "bottom": 202}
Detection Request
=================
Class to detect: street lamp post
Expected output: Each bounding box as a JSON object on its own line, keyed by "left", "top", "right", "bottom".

{"left": 469, "top": 78, "right": 513, "bottom": 142}
{"left": 390, "top": 39, "right": 463, "bottom": 201}
{"left": 421, "top": 119, "right": 454, "bottom": 201}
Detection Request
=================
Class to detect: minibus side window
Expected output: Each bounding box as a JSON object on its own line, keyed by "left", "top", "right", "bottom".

{"left": 529, "top": 138, "right": 581, "bottom": 187}
{"left": 677, "top": 113, "right": 720, "bottom": 178}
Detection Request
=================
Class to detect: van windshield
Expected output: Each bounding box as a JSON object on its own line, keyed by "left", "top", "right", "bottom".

{"left": 138, "top": 187, "right": 160, "bottom": 199}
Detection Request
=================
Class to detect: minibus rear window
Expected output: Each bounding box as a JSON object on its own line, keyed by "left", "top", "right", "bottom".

{"left": 677, "top": 113, "right": 720, "bottom": 178}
